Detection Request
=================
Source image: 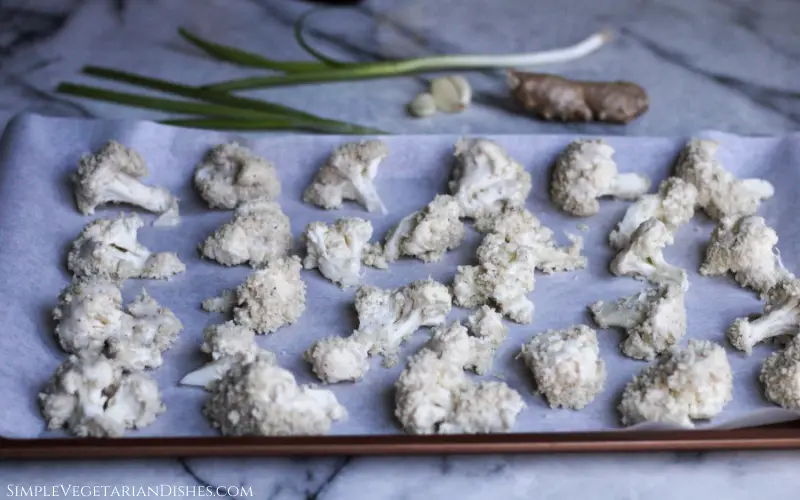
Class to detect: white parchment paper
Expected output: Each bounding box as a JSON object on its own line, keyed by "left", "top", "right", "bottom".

{"left": 1, "top": 114, "right": 799, "bottom": 439}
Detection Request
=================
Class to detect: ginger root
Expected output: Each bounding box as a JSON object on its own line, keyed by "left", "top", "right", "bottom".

{"left": 508, "top": 70, "right": 648, "bottom": 124}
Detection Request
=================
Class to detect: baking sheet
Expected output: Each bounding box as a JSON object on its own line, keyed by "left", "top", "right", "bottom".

{"left": 1, "top": 113, "right": 799, "bottom": 440}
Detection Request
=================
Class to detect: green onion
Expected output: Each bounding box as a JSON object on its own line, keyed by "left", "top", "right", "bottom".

{"left": 54, "top": 8, "right": 610, "bottom": 133}
{"left": 178, "top": 28, "right": 328, "bottom": 73}
{"left": 200, "top": 15, "right": 613, "bottom": 92}
{"left": 161, "top": 117, "right": 353, "bottom": 131}
{"left": 81, "top": 66, "right": 353, "bottom": 126}
{"left": 56, "top": 83, "right": 384, "bottom": 134}
{"left": 57, "top": 83, "right": 277, "bottom": 119}
{"left": 290, "top": 10, "right": 353, "bottom": 68}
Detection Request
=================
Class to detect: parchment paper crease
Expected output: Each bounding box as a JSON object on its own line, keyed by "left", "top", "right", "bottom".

{"left": 1, "top": 114, "right": 799, "bottom": 439}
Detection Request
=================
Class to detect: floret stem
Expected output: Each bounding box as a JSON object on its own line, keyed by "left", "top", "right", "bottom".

{"left": 605, "top": 173, "right": 651, "bottom": 200}
{"left": 351, "top": 178, "right": 387, "bottom": 214}
{"left": 106, "top": 174, "right": 174, "bottom": 213}
{"left": 652, "top": 265, "right": 688, "bottom": 291}
{"left": 590, "top": 299, "right": 647, "bottom": 329}
{"left": 745, "top": 308, "right": 800, "bottom": 347}
{"left": 739, "top": 178, "right": 775, "bottom": 200}
{"left": 113, "top": 245, "right": 153, "bottom": 271}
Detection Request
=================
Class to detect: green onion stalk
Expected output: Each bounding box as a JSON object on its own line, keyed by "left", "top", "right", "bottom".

{"left": 55, "top": 8, "right": 612, "bottom": 133}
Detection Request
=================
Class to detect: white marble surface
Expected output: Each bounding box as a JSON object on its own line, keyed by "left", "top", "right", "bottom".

{"left": 1, "top": 0, "right": 799, "bottom": 498}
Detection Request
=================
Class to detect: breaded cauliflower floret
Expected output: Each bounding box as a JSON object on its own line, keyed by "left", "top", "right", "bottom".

{"left": 67, "top": 214, "right": 185, "bottom": 281}
{"left": 448, "top": 138, "right": 532, "bottom": 218}
{"left": 618, "top": 340, "right": 733, "bottom": 428}
{"left": 53, "top": 280, "right": 182, "bottom": 370}
{"left": 304, "top": 278, "right": 452, "bottom": 381}
{"left": 700, "top": 216, "right": 792, "bottom": 296}
{"left": 610, "top": 218, "right": 687, "bottom": 289}
{"left": 609, "top": 177, "right": 698, "bottom": 249}
{"left": 200, "top": 198, "right": 292, "bottom": 268}
{"left": 550, "top": 139, "right": 651, "bottom": 217}
{"left": 204, "top": 355, "right": 347, "bottom": 436}
{"left": 466, "top": 305, "right": 508, "bottom": 345}
{"left": 201, "top": 289, "right": 236, "bottom": 314}
{"left": 674, "top": 138, "right": 774, "bottom": 221}
{"left": 104, "top": 290, "right": 183, "bottom": 371}
{"left": 53, "top": 277, "right": 127, "bottom": 354}
{"left": 394, "top": 322, "right": 524, "bottom": 435}
{"left": 474, "top": 204, "right": 586, "bottom": 274}
{"left": 180, "top": 321, "right": 276, "bottom": 388}
{"left": 427, "top": 322, "right": 498, "bottom": 375}
{"left": 39, "top": 354, "right": 165, "bottom": 437}
{"left": 363, "top": 195, "right": 465, "bottom": 268}
{"left": 759, "top": 336, "right": 800, "bottom": 410}
{"left": 590, "top": 284, "right": 686, "bottom": 360}
{"left": 303, "top": 140, "right": 389, "bottom": 213}
{"left": 72, "top": 140, "right": 178, "bottom": 217}
{"left": 194, "top": 142, "right": 281, "bottom": 209}
{"left": 355, "top": 279, "right": 452, "bottom": 365}
{"left": 303, "top": 217, "right": 373, "bottom": 287}
{"left": 519, "top": 325, "right": 606, "bottom": 410}
{"left": 727, "top": 278, "right": 800, "bottom": 354}
{"left": 453, "top": 233, "right": 537, "bottom": 323}
{"left": 304, "top": 337, "right": 371, "bottom": 384}
{"left": 232, "top": 256, "right": 307, "bottom": 334}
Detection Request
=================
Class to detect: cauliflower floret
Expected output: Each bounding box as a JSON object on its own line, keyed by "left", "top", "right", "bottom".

{"left": 609, "top": 177, "right": 698, "bottom": 249}
{"left": 363, "top": 195, "right": 465, "bottom": 268}
{"left": 759, "top": 336, "right": 800, "bottom": 410}
{"left": 466, "top": 305, "right": 508, "bottom": 345}
{"left": 67, "top": 214, "right": 185, "bottom": 281}
{"left": 72, "top": 140, "right": 178, "bottom": 218}
{"left": 519, "top": 325, "right": 606, "bottom": 410}
{"left": 727, "top": 278, "right": 800, "bottom": 354}
{"left": 180, "top": 321, "right": 276, "bottom": 388}
{"left": 674, "top": 138, "right": 774, "bottom": 221}
{"left": 53, "top": 277, "right": 127, "bottom": 354}
{"left": 618, "top": 340, "right": 733, "bottom": 428}
{"left": 232, "top": 256, "right": 307, "bottom": 334}
{"left": 303, "top": 140, "right": 388, "bottom": 213}
{"left": 39, "top": 354, "right": 165, "bottom": 437}
{"left": 427, "top": 322, "right": 497, "bottom": 375}
{"left": 194, "top": 142, "right": 281, "bottom": 209}
{"left": 453, "top": 233, "right": 537, "bottom": 323}
{"left": 200, "top": 198, "right": 292, "bottom": 268}
{"left": 610, "top": 218, "right": 688, "bottom": 289}
{"left": 448, "top": 138, "right": 532, "bottom": 218}
{"left": 303, "top": 217, "right": 373, "bottom": 287}
{"left": 394, "top": 322, "right": 524, "bottom": 435}
{"left": 53, "top": 279, "right": 182, "bottom": 370}
{"left": 354, "top": 278, "right": 452, "bottom": 366}
{"left": 305, "top": 278, "right": 452, "bottom": 381}
{"left": 304, "top": 337, "right": 371, "bottom": 384}
{"left": 204, "top": 355, "right": 347, "bottom": 436}
{"left": 700, "top": 216, "right": 792, "bottom": 296}
{"left": 201, "top": 289, "right": 236, "bottom": 314}
{"left": 550, "top": 139, "right": 651, "bottom": 217}
{"left": 104, "top": 290, "right": 183, "bottom": 371}
{"left": 590, "top": 284, "right": 686, "bottom": 360}
{"left": 474, "top": 204, "right": 587, "bottom": 274}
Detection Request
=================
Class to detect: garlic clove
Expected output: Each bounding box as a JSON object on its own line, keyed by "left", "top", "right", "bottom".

{"left": 430, "top": 75, "right": 472, "bottom": 113}
{"left": 407, "top": 92, "right": 437, "bottom": 118}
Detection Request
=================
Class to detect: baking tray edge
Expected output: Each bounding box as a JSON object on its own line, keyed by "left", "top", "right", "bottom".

{"left": 4, "top": 425, "right": 800, "bottom": 459}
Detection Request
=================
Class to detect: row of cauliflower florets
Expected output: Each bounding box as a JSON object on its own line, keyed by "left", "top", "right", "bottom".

{"left": 40, "top": 134, "right": 800, "bottom": 438}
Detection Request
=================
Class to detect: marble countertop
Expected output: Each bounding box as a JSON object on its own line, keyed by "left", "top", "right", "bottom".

{"left": 1, "top": 0, "right": 799, "bottom": 498}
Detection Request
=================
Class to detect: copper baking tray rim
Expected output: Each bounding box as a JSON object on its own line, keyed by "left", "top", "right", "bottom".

{"left": 4, "top": 422, "right": 800, "bottom": 459}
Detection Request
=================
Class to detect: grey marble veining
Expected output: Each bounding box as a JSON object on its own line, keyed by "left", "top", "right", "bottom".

{"left": 0, "top": 0, "right": 799, "bottom": 498}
